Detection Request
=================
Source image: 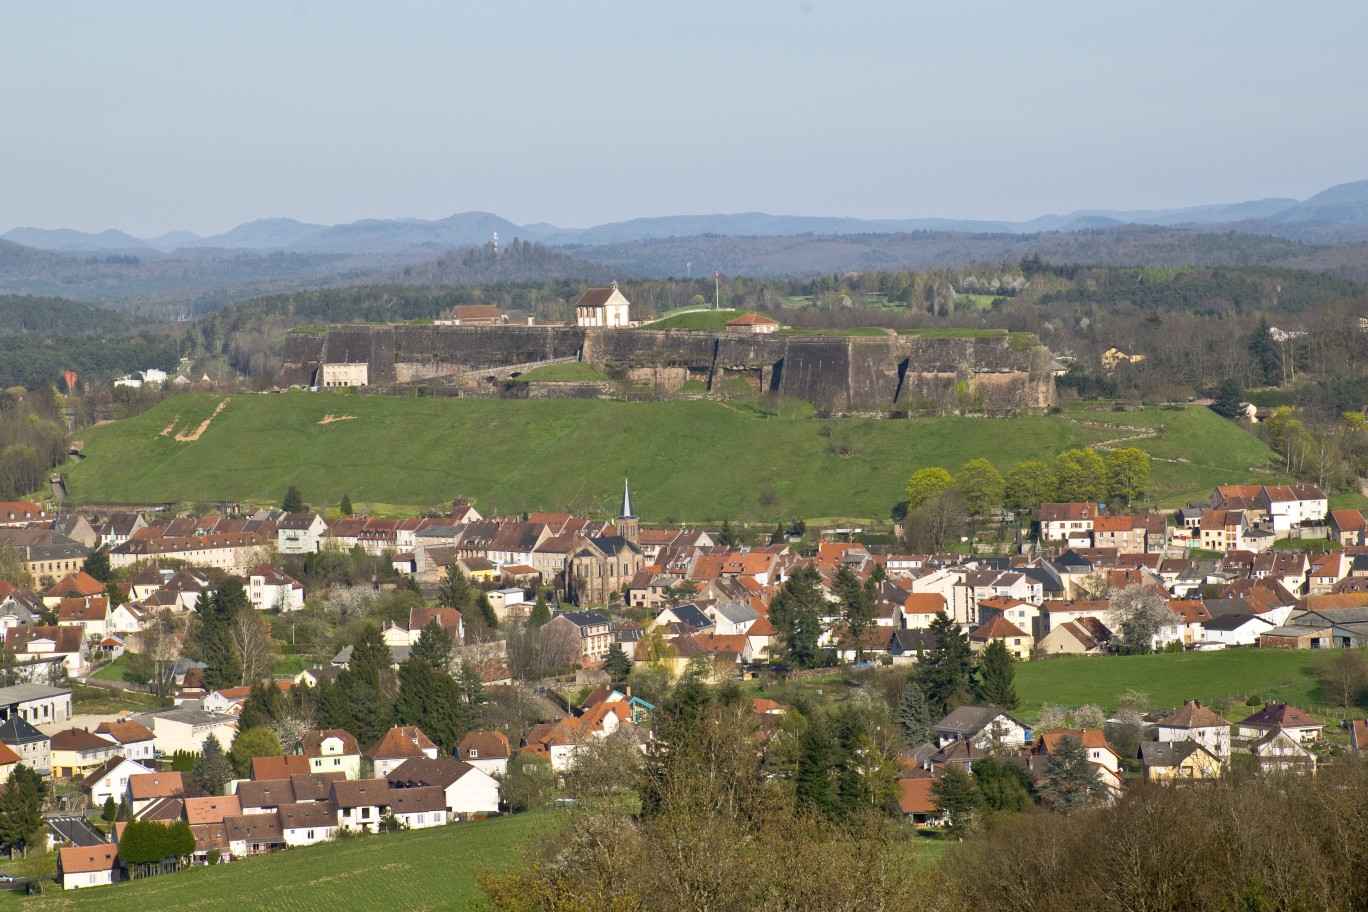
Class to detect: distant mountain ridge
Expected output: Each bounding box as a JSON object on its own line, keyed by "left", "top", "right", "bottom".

{"left": 8, "top": 180, "right": 1368, "bottom": 256}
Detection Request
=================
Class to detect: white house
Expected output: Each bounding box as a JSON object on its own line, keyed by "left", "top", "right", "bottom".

{"left": 1199, "top": 611, "right": 1274, "bottom": 649}
{"left": 1257, "top": 484, "right": 1327, "bottom": 533}
{"left": 93, "top": 719, "right": 157, "bottom": 762}
{"left": 277, "top": 513, "right": 328, "bottom": 555}
{"left": 81, "top": 755, "right": 154, "bottom": 807}
{"left": 59, "top": 845, "right": 121, "bottom": 890}
{"left": 330, "top": 778, "right": 392, "bottom": 833}
{"left": 385, "top": 785, "right": 449, "bottom": 829}
{"left": 573, "top": 282, "right": 631, "bottom": 327}
{"left": 455, "top": 730, "right": 511, "bottom": 777}
{"left": 365, "top": 726, "right": 439, "bottom": 778}
{"left": 1039, "top": 503, "right": 1099, "bottom": 545}
{"left": 131, "top": 706, "right": 238, "bottom": 755}
{"left": 1155, "top": 700, "right": 1232, "bottom": 760}
{"left": 386, "top": 756, "right": 501, "bottom": 817}
{"left": 935, "top": 705, "right": 1029, "bottom": 750}
{"left": 279, "top": 801, "right": 339, "bottom": 846}
{"left": 248, "top": 564, "right": 305, "bottom": 612}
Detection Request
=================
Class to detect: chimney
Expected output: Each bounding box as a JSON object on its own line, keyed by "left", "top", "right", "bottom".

{"left": 625, "top": 686, "right": 631, "bottom": 698}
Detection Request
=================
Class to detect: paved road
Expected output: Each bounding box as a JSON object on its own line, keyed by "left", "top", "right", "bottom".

{"left": 47, "top": 815, "right": 107, "bottom": 847}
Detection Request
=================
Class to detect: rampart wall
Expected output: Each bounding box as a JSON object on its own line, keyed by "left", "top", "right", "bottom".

{"left": 279, "top": 324, "right": 1056, "bottom": 411}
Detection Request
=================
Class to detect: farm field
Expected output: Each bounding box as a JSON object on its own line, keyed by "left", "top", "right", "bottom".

{"left": 29, "top": 810, "right": 556, "bottom": 912}
{"left": 1014, "top": 649, "right": 1331, "bottom": 721}
{"left": 63, "top": 393, "right": 1283, "bottom": 521}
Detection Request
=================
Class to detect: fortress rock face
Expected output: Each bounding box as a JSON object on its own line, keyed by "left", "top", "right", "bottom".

{"left": 281, "top": 325, "right": 1056, "bottom": 412}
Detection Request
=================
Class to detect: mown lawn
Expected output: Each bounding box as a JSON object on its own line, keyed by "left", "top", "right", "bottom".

{"left": 1014, "top": 649, "right": 1330, "bottom": 721}
{"left": 64, "top": 394, "right": 1281, "bottom": 523}
{"left": 30, "top": 810, "right": 558, "bottom": 912}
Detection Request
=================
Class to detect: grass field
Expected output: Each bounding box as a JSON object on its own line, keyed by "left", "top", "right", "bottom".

{"left": 63, "top": 394, "right": 1284, "bottom": 520}
{"left": 511, "top": 362, "right": 612, "bottom": 383}
{"left": 1015, "top": 649, "right": 1333, "bottom": 721}
{"left": 640, "top": 310, "right": 740, "bottom": 330}
{"left": 29, "top": 810, "right": 556, "bottom": 912}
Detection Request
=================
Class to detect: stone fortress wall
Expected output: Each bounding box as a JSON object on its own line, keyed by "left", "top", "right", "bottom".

{"left": 280, "top": 325, "right": 1056, "bottom": 412}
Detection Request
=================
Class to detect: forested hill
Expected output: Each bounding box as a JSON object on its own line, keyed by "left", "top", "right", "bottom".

{"left": 380, "top": 239, "right": 616, "bottom": 286}
{"left": 0, "top": 295, "right": 144, "bottom": 335}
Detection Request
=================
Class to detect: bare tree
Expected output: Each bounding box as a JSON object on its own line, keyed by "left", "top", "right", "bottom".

{"left": 539, "top": 620, "right": 582, "bottom": 671}
{"left": 1317, "top": 649, "right": 1368, "bottom": 710}
{"left": 232, "top": 610, "right": 278, "bottom": 685}
{"left": 1107, "top": 584, "right": 1172, "bottom": 653}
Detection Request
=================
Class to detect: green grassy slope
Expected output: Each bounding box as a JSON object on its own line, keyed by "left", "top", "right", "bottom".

{"left": 32, "top": 811, "right": 553, "bottom": 912}
{"left": 63, "top": 394, "right": 1282, "bottom": 520}
{"left": 1014, "top": 650, "right": 1327, "bottom": 720}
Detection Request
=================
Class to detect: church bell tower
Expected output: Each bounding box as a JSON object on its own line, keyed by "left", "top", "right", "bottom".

{"left": 617, "top": 478, "right": 639, "bottom": 545}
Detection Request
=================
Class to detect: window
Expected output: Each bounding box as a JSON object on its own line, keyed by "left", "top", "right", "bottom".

{"left": 307, "top": 829, "right": 314, "bottom": 840}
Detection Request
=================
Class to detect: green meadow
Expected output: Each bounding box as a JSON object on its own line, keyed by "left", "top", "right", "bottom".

{"left": 64, "top": 393, "right": 1282, "bottom": 520}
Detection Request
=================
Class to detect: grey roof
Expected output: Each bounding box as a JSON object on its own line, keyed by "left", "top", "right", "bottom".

{"left": 0, "top": 716, "right": 48, "bottom": 745}
{"left": 1202, "top": 598, "right": 1252, "bottom": 617}
{"left": 580, "top": 536, "right": 637, "bottom": 558}
{"left": 556, "top": 609, "right": 612, "bottom": 629}
{"left": 936, "top": 705, "right": 1023, "bottom": 737}
{"left": 660, "top": 603, "right": 712, "bottom": 631}
{"left": 710, "top": 599, "right": 760, "bottom": 626}
{"left": 0, "top": 683, "right": 71, "bottom": 706}
{"left": 331, "top": 644, "right": 410, "bottom": 666}
{"left": 134, "top": 707, "right": 236, "bottom": 728}
{"left": 1139, "top": 740, "right": 1210, "bottom": 767}
{"left": 891, "top": 629, "right": 940, "bottom": 652}
{"left": 1202, "top": 611, "right": 1269, "bottom": 632}
{"left": 387, "top": 756, "right": 481, "bottom": 789}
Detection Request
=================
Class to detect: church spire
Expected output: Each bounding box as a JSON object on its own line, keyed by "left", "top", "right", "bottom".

{"left": 620, "top": 477, "right": 636, "bottom": 520}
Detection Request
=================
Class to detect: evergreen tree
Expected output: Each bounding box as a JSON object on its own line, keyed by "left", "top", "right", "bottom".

{"left": 348, "top": 624, "right": 391, "bottom": 690}
{"left": 196, "top": 582, "right": 247, "bottom": 690}
{"left": 1039, "top": 734, "right": 1101, "bottom": 814}
{"left": 282, "top": 485, "right": 305, "bottom": 513}
{"left": 477, "top": 592, "right": 499, "bottom": 629}
{"left": 922, "top": 612, "right": 973, "bottom": 713}
{"left": 341, "top": 671, "right": 393, "bottom": 747}
{"left": 1212, "top": 378, "right": 1244, "bottom": 419}
{"left": 238, "top": 680, "right": 286, "bottom": 732}
{"left": 931, "top": 762, "right": 981, "bottom": 839}
{"left": 794, "top": 721, "right": 836, "bottom": 820}
{"left": 971, "top": 755, "right": 1035, "bottom": 814}
{"left": 527, "top": 593, "right": 551, "bottom": 629}
{"left": 230, "top": 727, "right": 283, "bottom": 779}
{"left": 192, "top": 734, "right": 234, "bottom": 796}
{"left": 833, "top": 566, "right": 878, "bottom": 662}
{"left": 315, "top": 676, "right": 352, "bottom": 731}
{"left": 0, "top": 765, "right": 45, "bottom": 854}
{"left": 439, "top": 567, "right": 473, "bottom": 612}
{"left": 339, "top": 493, "right": 354, "bottom": 516}
{"left": 393, "top": 659, "right": 464, "bottom": 751}
{"left": 81, "top": 549, "right": 112, "bottom": 583}
{"left": 716, "top": 520, "right": 741, "bottom": 548}
{"left": 895, "top": 679, "right": 935, "bottom": 746}
{"left": 101, "top": 796, "right": 117, "bottom": 822}
{"left": 458, "top": 659, "right": 486, "bottom": 709}
{"left": 974, "top": 639, "right": 1019, "bottom": 709}
{"left": 410, "top": 618, "right": 454, "bottom": 672}
{"left": 767, "top": 565, "right": 827, "bottom": 668}
{"left": 603, "top": 643, "right": 632, "bottom": 683}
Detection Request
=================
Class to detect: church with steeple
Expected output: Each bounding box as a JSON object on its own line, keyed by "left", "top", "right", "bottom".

{"left": 567, "top": 479, "right": 645, "bottom": 606}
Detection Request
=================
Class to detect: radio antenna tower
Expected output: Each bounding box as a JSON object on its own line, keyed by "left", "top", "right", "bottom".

{"left": 492, "top": 231, "right": 499, "bottom": 254}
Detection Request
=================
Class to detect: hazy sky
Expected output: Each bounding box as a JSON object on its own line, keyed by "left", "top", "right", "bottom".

{"left": 4, "top": 1, "right": 1366, "bottom": 236}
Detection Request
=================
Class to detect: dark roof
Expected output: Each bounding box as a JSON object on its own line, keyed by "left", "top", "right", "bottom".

{"left": 935, "top": 705, "right": 1023, "bottom": 737}
{"left": 236, "top": 778, "right": 295, "bottom": 809}
{"left": 0, "top": 716, "right": 48, "bottom": 745}
{"left": 387, "top": 785, "right": 446, "bottom": 815}
{"left": 891, "top": 628, "right": 940, "bottom": 652}
{"left": 330, "top": 778, "right": 392, "bottom": 809}
{"left": 659, "top": 603, "right": 712, "bottom": 631}
{"left": 224, "top": 812, "right": 284, "bottom": 842}
{"left": 1140, "top": 740, "right": 1207, "bottom": 767}
{"left": 278, "top": 801, "right": 339, "bottom": 829}
{"left": 51, "top": 728, "right": 117, "bottom": 752}
{"left": 555, "top": 609, "right": 612, "bottom": 629}
{"left": 387, "top": 756, "right": 481, "bottom": 790}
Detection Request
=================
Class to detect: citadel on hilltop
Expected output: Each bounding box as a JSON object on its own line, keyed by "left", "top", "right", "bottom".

{"left": 280, "top": 285, "right": 1057, "bottom": 413}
